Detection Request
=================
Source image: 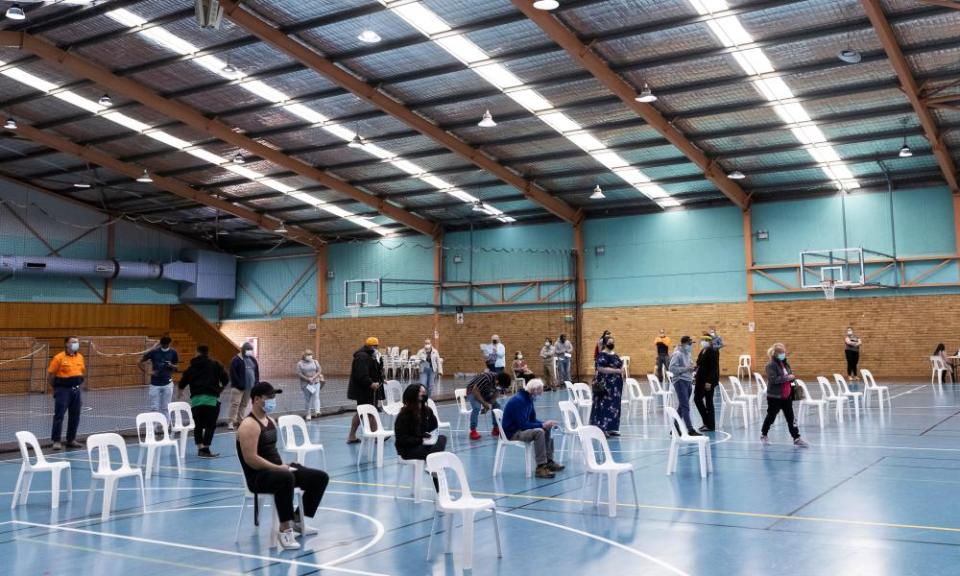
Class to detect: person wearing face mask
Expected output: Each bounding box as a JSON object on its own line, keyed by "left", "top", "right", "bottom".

{"left": 490, "top": 335, "right": 506, "bottom": 373}
{"left": 693, "top": 334, "right": 719, "bottom": 432}
{"left": 394, "top": 383, "right": 447, "bottom": 490}
{"left": 237, "top": 382, "right": 330, "bottom": 550}
{"left": 48, "top": 336, "right": 85, "bottom": 450}
{"left": 540, "top": 338, "right": 556, "bottom": 390}
{"left": 668, "top": 336, "right": 701, "bottom": 436}
{"left": 297, "top": 349, "right": 324, "bottom": 420}
{"left": 844, "top": 327, "right": 862, "bottom": 382}
{"left": 761, "top": 343, "right": 808, "bottom": 447}
{"left": 654, "top": 330, "right": 672, "bottom": 382}
{"left": 416, "top": 339, "right": 441, "bottom": 397}
{"left": 589, "top": 337, "right": 625, "bottom": 437}
{"left": 501, "top": 379, "right": 563, "bottom": 478}
{"left": 177, "top": 344, "right": 228, "bottom": 458}
{"left": 555, "top": 333, "right": 573, "bottom": 383}
{"left": 512, "top": 351, "right": 536, "bottom": 382}
{"left": 228, "top": 341, "right": 260, "bottom": 430}
{"left": 139, "top": 335, "right": 179, "bottom": 417}
{"left": 347, "top": 337, "right": 384, "bottom": 444}
{"left": 594, "top": 330, "right": 612, "bottom": 366}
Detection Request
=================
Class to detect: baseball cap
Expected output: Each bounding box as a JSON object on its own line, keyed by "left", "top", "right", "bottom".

{"left": 250, "top": 382, "right": 283, "bottom": 399}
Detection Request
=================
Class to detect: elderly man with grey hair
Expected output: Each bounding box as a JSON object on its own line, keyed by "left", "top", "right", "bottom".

{"left": 500, "top": 378, "right": 565, "bottom": 479}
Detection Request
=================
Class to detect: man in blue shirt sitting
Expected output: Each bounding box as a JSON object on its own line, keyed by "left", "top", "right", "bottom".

{"left": 501, "top": 378, "right": 564, "bottom": 479}
{"left": 140, "top": 335, "right": 179, "bottom": 416}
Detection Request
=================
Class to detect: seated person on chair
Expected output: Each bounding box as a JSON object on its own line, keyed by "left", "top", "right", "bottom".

{"left": 467, "top": 370, "right": 512, "bottom": 441}
{"left": 237, "top": 382, "right": 330, "bottom": 550}
{"left": 511, "top": 351, "right": 536, "bottom": 382}
{"left": 501, "top": 379, "right": 564, "bottom": 479}
{"left": 394, "top": 383, "right": 447, "bottom": 490}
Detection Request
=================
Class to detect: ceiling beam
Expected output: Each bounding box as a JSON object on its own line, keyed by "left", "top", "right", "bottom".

{"left": 5, "top": 122, "right": 324, "bottom": 249}
{"left": 218, "top": 0, "right": 581, "bottom": 226}
{"left": 0, "top": 30, "right": 440, "bottom": 238}
{"left": 510, "top": 0, "right": 748, "bottom": 210}
{"left": 917, "top": 0, "right": 960, "bottom": 10}
{"left": 860, "top": 0, "right": 959, "bottom": 194}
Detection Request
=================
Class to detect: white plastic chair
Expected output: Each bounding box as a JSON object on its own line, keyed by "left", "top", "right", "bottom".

{"left": 795, "top": 379, "right": 825, "bottom": 429}
{"left": 425, "top": 452, "right": 502, "bottom": 571}
{"left": 395, "top": 457, "right": 426, "bottom": 504}
{"left": 665, "top": 407, "right": 712, "bottom": 479}
{"left": 833, "top": 374, "right": 862, "bottom": 421}
{"left": 136, "top": 412, "right": 182, "bottom": 480}
{"left": 621, "top": 355, "right": 631, "bottom": 379}
{"left": 86, "top": 433, "right": 146, "bottom": 521}
{"left": 356, "top": 405, "right": 395, "bottom": 468}
{"left": 931, "top": 356, "right": 953, "bottom": 385}
{"left": 167, "top": 401, "right": 195, "bottom": 459}
{"left": 623, "top": 378, "right": 652, "bottom": 426}
{"left": 737, "top": 355, "right": 752, "bottom": 390}
{"left": 577, "top": 425, "right": 638, "bottom": 517}
{"left": 564, "top": 380, "right": 575, "bottom": 403}
{"left": 382, "top": 380, "right": 404, "bottom": 424}
{"left": 454, "top": 388, "right": 483, "bottom": 433}
{"left": 491, "top": 408, "right": 535, "bottom": 477}
{"left": 717, "top": 383, "right": 749, "bottom": 429}
{"left": 754, "top": 372, "right": 768, "bottom": 411}
{"left": 729, "top": 376, "right": 759, "bottom": 420}
{"left": 11, "top": 431, "right": 72, "bottom": 509}
{"left": 817, "top": 376, "right": 847, "bottom": 423}
{"left": 278, "top": 414, "right": 327, "bottom": 469}
{"left": 557, "top": 400, "right": 584, "bottom": 465}
{"left": 234, "top": 462, "right": 306, "bottom": 549}
{"left": 427, "top": 398, "right": 452, "bottom": 436}
{"left": 861, "top": 369, "right": 890, "bottom": 410}
{"left": 572, "top": 382, "right": 593, "bottom": 411}
{"left": 647, "top": 373, "right": 674, "bottom": 409}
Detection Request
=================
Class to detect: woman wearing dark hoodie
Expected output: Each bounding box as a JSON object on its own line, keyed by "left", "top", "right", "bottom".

{"left": 760, "top": 343, "right": 808, "bottom": 448}
{"left": 177, "top": 344, "right": 228, "bottom": 458}
{"left": 394, "top": 383, "right": 447, "bottom": 490}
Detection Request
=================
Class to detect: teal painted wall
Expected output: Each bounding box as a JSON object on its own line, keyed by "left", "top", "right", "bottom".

{"left": 584, "top": 205, "right": 747, "bottom": 307}
{"left": 225, "top": 253, "right": 317, "bottom": 319}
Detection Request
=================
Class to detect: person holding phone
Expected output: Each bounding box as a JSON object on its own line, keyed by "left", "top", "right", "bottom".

{"left": 760, "top": 343, "right": 808, "bottom": 447}
{"left": 140, "top": 335, "right": 179, "bottom": 416}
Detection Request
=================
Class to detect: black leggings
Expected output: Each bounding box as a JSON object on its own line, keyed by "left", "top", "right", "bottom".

{"left": 761, "top": 397, "right": 800, "bottom": 439}
{"left": 251, "top": 464, "right": 330, "bottom": 523}
{"left": 192, "top": 404, "right": 219, "bottom": 447}
{"left": 845, "top": 350, "right": 860, "bottom": 377}
{"left": 693, "top": 385, "right": 716, "bottom": 430}
{"left": 399, "top": 435, "right": 447, "bottom": 491}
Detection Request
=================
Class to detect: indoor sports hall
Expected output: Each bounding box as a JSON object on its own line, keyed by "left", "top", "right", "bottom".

{"left": 1, "top": 1, "right": 959, "bottom": 575}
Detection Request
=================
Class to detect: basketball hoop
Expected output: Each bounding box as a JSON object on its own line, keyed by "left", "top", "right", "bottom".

{"left": 349, "top": 304, "right": 361, "bottom": 318}
{"left": 821, "top": 281, "right": 836, "bottom": 300}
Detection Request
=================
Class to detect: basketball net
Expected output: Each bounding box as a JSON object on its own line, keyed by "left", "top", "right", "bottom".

{"left": 821, "top": 280, "right": 836, "bottom": 300}
{"left": 350, "top": 304, "right": 361, "bottom": 318}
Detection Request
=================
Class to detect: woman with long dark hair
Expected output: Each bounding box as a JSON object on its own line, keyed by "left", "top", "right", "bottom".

{"left": 394, "top": 384, "right": 447, "bottom": 489}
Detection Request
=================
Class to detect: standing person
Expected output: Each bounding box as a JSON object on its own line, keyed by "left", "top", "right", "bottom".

{"left": 708, "top": 328, "right": 724, "bottom": 352}
{"left": 654, "top": 330, "right": 671, "bottom": 382}
{"left": 394, "top": 383, "right": 447, "bottom": 490}
{"left": 501, "top": 379, "right": 564, "bottom": 478}
{"left": 555, "top": 333, "right": 573, "bottom": 384}
{"left": 466, "top": 369, "right": 511, "bottom": 440}
{"left": 227, "top": 341, "right": 259, "bottom": 430}
{"left": 694, "top": 334, "right": 719, "bottom": 432}
{"left": 594, "top": 330, "right": 612, "bottom": 365}
{"left": 760, "top": 343, "right": 808, "bottom": 447}
{"left": 845, "top": 327, "right": 862, "bottom": 382}
{"left": 491, "top": 335, "right": 506, "bottom": 374}
{"left": 589, "top": 336, "right": 625, "bottom": 437}
{"left": 237, "top": 382, "right": 330, "bottom": 550}
{"left": 416, "top": 339, "right": 440, "bottom": 397}
{"left": 346, "top": 337, "right": 383, "bottom": 444}
{"left": 668, "top": 336, "right": 701, "bottom": 436}
{"left": 177, "top": 344, "right": 228, "bottom": 458}
{"left": 297, "top": 350, "right": 324, "bottom": 420}
{"left": 140, "top": 335, "right": 179, "bottom": 416}
{"left": 539, "top": 337, "right": 556, "bottom": 390}
{"left": 48, "top": 336, "right": 85, "bottom": 450}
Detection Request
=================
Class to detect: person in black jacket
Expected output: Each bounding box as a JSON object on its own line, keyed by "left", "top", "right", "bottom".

{"left": 346, "top": 337, "right": 384, "bottom": 444}
{"left": 177, "top": 345, "right": 229, "bottom": 458}
{"left": 694, "top": 333, "right": 720, "bottom": 432}
{"left": 394, "top": 383, "right": 447, "bottom": 491}
{"left": 227, "top": 341, "right": 259, "bottom": 430}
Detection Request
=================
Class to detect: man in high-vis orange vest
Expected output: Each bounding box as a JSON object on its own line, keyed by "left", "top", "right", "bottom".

{"left": 48, "top": 336, "right": 85, "bottom": 450}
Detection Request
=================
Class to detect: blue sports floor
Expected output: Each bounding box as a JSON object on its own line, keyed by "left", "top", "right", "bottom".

{"left": 2, "top": 381, "right": 959, "bottom": 576}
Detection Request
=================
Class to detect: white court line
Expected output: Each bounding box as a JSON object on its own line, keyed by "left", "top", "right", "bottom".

{"left": 9, "top": 519, "right": 389, "bottom": 576}
{"left": 890, "top": 385, "right": 928, "bottom": 400}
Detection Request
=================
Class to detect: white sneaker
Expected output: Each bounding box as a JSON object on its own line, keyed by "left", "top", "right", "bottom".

{"left": 794, "top": 438, "right": 809, "bottom": 448}
{"left": 278, "top": 529, "right": 300, "bottom": 550}
{"left": 760, "top": 435, "right": 771, "bottom": 446}
{"left": 305, "top": 413, "right": 312, "bottom": 421}
{"left": 227, "top": 422, "right": 235, "bottom": 431}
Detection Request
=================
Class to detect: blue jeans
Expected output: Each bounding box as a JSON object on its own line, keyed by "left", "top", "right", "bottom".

{"left": 673, "top": 378, "right": 694, "bottom": 431}
{"left": 51, "top": 386, "right": 82, "bottom": 442}
{"left": 557, "top": 357, "right": 571, "bottom": 383}
{"left": 420, "top": 367, "right": 435, "bottom": 397}
{"left": 149, "top": 383, "right": 173, "bottom": 415}
{"left": 468, "top": 395, "right": 500, "bottom": 430}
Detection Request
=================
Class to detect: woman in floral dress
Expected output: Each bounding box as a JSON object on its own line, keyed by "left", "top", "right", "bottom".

{"left": 590, "top": 336, "right": 625, "bottom": 437}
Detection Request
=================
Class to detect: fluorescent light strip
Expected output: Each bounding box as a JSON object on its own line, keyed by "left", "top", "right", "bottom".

{"left": 379, "top": 1, "right": 676, "bottom": 206}
{"left": 688, "top": 0, "right": 859, "bottom": 190}
{"left": 103, "top": 7, "right": 513, "bottom": 223}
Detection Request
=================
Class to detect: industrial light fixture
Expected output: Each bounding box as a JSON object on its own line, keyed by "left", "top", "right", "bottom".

{"left": 347, "top": 130, "right": 366, "bottom": 149}
{"left": 274, "top": 221, "right": 288, "bottom": 234}
{"left": 472, "top": 201, "right": 485, "bottom": 212}
{"left": 98, "top": 94, "right": 112, "bottom": 107}
{"left": 221, "top": 61, "right": 238, "bottom": 76}
{"left": 232, "top": 152, "right": 245, "bottom": 164}
{"left": 73, "top": 182, "right": 92, "bottom": 189}
{"left": 357, "top": 29, "right": 381, "bottom": 44}
{"left": 3, "top": 118, "right": 16, "bottom": 130}
{"left": 477, "top": 110, "right": 497, "bottom": 128}
{"left": 838, "top": 49, "right": 861, "bottom": 64}
{"left": 590, "top": 185, "right": 605, "bottom": 200}
{"left": 898, "top": 118, "right": 912, "bottom": 158}
{"left": 136, "top": 169, "right": 153, "bottom": 183}
{"left": 5, "top": 3, "right": 25, "bottom": 20}
{"left": 635, "top": 83, "right": 657, "bottom": 103}
{"left": 728, "top": 170, "right": 746, "bottom": 180}
{"left": 533, "top": 0, "right": 559, "bottom": 10}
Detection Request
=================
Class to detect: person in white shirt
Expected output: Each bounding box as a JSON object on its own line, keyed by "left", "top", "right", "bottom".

{"left": 554, "top": 333, "right": 573, "bottom": 383}
{"left": 540, "top": 338, "right": 556, "bottom": 390}
{"left": 491, "top": 335, "right": 506, "bottom": 374}
{"left": 416, "top": 339, "right": 441, "bottom": 397}
{"left": 297, "top": 350, "right": 323, "bottom": 420}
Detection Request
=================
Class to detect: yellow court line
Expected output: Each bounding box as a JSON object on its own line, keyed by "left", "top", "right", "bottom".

{"left": 15, "top": 538, "right": 243, "bottom": 575}
{"left": 46, "top": 455, "right": 960, "bottom": 536}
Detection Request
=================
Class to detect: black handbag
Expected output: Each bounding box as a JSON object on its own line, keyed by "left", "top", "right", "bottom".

{"left": 789, "top": 382, "right": 804, "bottom": 401}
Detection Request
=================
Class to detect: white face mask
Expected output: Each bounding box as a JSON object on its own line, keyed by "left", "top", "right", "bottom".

{"left": 425, "top": 345, "right": 432, "bottom": 351}
{"left": 847, "top": 330, "right": 853, "bottom": 335}
{"left": 305, "top": 355, "right": 313, "bottom": 362}
{"left": 517, "top": 354, "right": 523, "bottom": 360}
{"left": 68, "top": 342, "right": 79, "bottom": 352}
{"left": 244, "top": 349, "right": 254, "bottom": 357}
